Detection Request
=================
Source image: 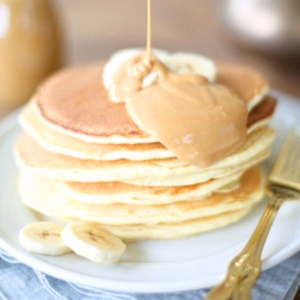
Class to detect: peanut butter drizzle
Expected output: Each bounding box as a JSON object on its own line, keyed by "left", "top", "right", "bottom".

{"left": 108, "top": 0, "right": 248, "bottom": 168}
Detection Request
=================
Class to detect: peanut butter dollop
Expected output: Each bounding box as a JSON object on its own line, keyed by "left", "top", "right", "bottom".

{"left": 108, "top": 53, "right": 248, "bottom": 168}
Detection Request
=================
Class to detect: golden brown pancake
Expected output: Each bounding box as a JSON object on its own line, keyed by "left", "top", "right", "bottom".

{"left": 54, "top": 169, "right": 245, "bottom": 205}
{"left": 15, "top": 127, "right": 274, "bottom": 183}
{"left": 217, "top": 63, "right": 268, "bottom": 110}
{"left": 21, "top": 104, "right": 169, "bottom": 160}
{"left": 95, "top": 208, "right": 251, "bottom": 241}
{"left": 19, "top": 167, "right": 264, "bottom": 225}
{"left": 20, "top": 96, "right": 277, "bottom": 161}
{"left": 35, "top": 63, "right": 269, "bottom": 144}
{"left": 247, "top": 96, "right": 277, "bottom": 129}
{"left": 36, "top": 64, "right": 150, "bottom": 142}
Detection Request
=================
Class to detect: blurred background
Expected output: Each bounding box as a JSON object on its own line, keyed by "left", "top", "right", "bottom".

{"left": 0, "top": 0, "right": 300, "bottom": 118}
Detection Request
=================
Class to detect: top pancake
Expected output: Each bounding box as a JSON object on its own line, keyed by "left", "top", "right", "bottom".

{"left": 21, "top": 96, "right": 277, "bottom": 161}
{"left": 35, "top": 63, "right": 269, "bottom": 144}
{"left": 217, "top": 63, "right": 268, "bottom": 111}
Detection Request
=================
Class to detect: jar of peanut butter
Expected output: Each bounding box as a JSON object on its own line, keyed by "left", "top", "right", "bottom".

{"left": 0, "top": 0, "right": 61, "bottom": 109}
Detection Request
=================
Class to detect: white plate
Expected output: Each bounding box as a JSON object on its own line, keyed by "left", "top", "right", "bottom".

{"left": 0, "top": 91, "right": 300, "bottom": 294}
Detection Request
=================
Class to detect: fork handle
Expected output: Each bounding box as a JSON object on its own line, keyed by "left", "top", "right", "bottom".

{"left": 206, "top": 191, "right": 284, "bottom": 300}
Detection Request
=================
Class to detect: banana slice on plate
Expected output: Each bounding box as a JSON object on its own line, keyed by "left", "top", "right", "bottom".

{"left": 164, "top": 52, "right": 216, "bottom": 82}
{"left": 19, "top": 222, "right": 72, "bottom": 256}
{"left": 61, "top": 221, "right": 126, "bottom": 264}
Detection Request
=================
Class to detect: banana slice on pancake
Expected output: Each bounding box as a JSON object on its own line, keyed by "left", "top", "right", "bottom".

{"left": 61, "top": 221, "right": 126, "bottom": 264}
{"left": 103, "top": 48, "right": 216, "bottom": 89}
{"left": 103, "top": 48, "right": 169, "bottom": 89}
{"left": 164, "top": 52, "right": 216, "bottom": 82}
{"left": 19, "top": 222, "right": 72, "bottom": 256}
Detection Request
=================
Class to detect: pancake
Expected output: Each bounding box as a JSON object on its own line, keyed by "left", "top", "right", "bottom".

{"left": 54, "top": 169, "right": 245, "bottom": 205}
{"left": 123, "top": 149, "right": 268, "bottom": 186}
{"left": 35, "top": 63, "right": 269, "bottom": 145}
{"left": 21, "top": 103, "right": 171, "bottom": 161}
{"left": 15, "top": 127, "right": 274, "bottom": 183}
{"left": 35, "top": 64, "right": 155, "bottom": 145}
{"left": 57, "top": 208, "right": 251, "bottom": 241}
{"left": 20, "top": 96, "right": 277, "bottom": 161}
{"left": 247, "top": 96, "right": 277, "bottom": 133}
{"left": 217, "top": 63, "right": 268, "bottom": 111}
{"left": 19, "top": 166, "right": 264, "bottom": 226}
{"left": 54, "top": 149, "right": 268, "bottom": 205}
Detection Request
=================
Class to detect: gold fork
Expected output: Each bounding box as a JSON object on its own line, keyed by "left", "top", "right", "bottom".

{"left": 206, "top": 129, "right": 300, "bottom": 300}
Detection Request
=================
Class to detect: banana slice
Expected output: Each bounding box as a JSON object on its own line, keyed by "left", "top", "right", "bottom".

{"left": 61, "top": 222, "right": 126, "bottom": 264}
{"left": 103, "top": 48, "right": 217, "bottom": 90}
{"left": 103, "top": 48, "right": 169, "bottom": 89}
{"left": 164, "top": 52, "right": 216, "bottom": 82}
{"left": 19, "top": 222, "right": 72, "bottom": 256}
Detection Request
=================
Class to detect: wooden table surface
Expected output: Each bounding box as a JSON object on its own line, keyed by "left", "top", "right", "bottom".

{"left": 1, "top": 0, "right": 300, "bottom": 298}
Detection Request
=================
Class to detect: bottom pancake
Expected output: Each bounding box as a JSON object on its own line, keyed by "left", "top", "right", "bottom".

{"left": 18, "top": 166, "right": 264, "bottom": 226}
{"left": 57, "top": 207, "right": 251, "bottom": 241}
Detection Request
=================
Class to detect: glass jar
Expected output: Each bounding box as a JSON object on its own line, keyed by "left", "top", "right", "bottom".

{"left": 0, "top": 0, "right": 61, "bottom": 109}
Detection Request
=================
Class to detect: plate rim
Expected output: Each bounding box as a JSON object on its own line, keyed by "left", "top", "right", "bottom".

{"left": 1, "top": 91, "right": 300, "bottom": 293}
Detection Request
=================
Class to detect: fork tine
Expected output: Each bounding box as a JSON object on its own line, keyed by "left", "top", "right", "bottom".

{"left": 284, "top": 131, "right": 300, "bottom": 175}
{"left": 269, "top": 129, "right": 300, "bottom": 191}
{"left": 296, "top": 157, "right": 300, "bottom": 178}
{"left": 270, "top": 130, "right": 294, "bottom": 175}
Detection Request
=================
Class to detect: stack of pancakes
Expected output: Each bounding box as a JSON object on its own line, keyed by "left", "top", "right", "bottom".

{"left": 15, "top": 63, "right": 276, "bottom": 241}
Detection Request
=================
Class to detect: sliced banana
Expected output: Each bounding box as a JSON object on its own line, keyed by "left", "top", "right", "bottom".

{"left": 103, "top": 48, "right": 217, "bottom": 92}
{"left": 164, "top": 52, "right": 216, "bottom": 82}
{"left": 61, "top": 221, "right": 126, "bottom": 264}
{"left": 19, "top": 222, "right": 72, "bottom": 256}
{"left": 103, "top": 48, "right": 169, "bottom": 89}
